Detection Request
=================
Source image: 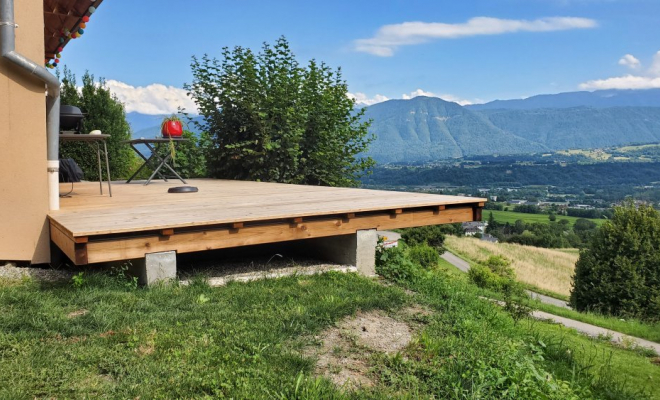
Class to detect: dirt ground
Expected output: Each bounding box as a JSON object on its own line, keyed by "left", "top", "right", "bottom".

{"left": 307, "top": 306, "right": 430, "bottom": 390}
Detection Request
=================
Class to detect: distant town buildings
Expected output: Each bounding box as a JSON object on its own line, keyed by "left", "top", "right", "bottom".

{"left": 480, "top": 234, "right": 498, "bottom": 243}
{"left": 462, "top": 221, "right": 487, "bottom": 236}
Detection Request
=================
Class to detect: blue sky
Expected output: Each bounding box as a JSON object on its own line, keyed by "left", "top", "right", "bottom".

{"left": 61, "top": 0, "right": 660, "bottom": 114}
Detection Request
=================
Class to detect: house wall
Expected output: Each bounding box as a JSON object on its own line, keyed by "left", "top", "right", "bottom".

{"left": 0, "top": 0, "right": 50, "bottom": 263}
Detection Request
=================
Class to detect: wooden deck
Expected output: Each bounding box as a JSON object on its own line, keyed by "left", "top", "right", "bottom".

{"left": 49, "top": 179, "right": 485, "bottom": 265}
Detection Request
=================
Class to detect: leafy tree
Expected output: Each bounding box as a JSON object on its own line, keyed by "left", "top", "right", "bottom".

{"left": 571, "top": 203, "right": 660, "bottom": 321}
{"left": 59, "top": 68, "right": 135, "bottom": 179}
{"left": 401, "top": 225, "right": 446, "bottom": 251}
{"left": 513, "top": 204, "right": 540, "bottom": 214}
{"left": 186, "top": 37, "right": 374, "bottom": 186}
{"left": 573, "top": 218, "right": 598, "bottom": 243}
{"left": 485, "top": 212, "right": 499, "bottom": 234}
{"left": 438, "top": 223, "right": 465, "bottom": 237}
{"left": 573, "top": 218, "right": 597, "bottom": 232}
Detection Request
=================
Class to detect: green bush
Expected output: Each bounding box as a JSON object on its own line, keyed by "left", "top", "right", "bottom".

{"left": 571, "top": 203, "right": 660, "bottom": 321}
{"left": 401, "top": 225, "right": 446, "bottom": 251}
{"left": 484, "top": 255, "right": 515, "bottom": 280}
{"left": 468, "top": 264, "right": 509, "bottom": 292}
{"left": 469, "top": 255, "right": 523, "bottom": 296}
{"left": 375, "top": 244, "right": 419, "bottom": 283}
{"left": 408, "top": 244, "right": 440, "bottom": 269}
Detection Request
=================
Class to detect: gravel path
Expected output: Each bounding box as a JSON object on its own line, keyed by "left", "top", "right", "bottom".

{"left": 441, "top": 251, "right": 470, "bottom": 273}
{"left": 525, "top": 290, "right": 570, "bottom": 309}
{"left": 532, "top": 310, "right": 660, "bottom": 354}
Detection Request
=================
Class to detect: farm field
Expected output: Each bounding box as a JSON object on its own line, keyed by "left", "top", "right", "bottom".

{"left": 484, "top": 209, "right": 605, "bottom": 227}
{"left": 445, "top": 236, "right": 578, "bottom": 298}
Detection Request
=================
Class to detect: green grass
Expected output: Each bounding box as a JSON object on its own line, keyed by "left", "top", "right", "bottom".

{"left": 2, "top": 264, "right": 659, "bottom": 398}
{"left": 436, "top": 257, "right": 467, "bottom": 279}
{"left": 523, "top": 283, "right": 570, "bottom": 302}
{"left": 0, "top": 272, "right": 405, "bottom": 398}
{"left": 379, "top": 255, "right": 660, "bottom": 399}
{"left": 484, "top": 210, "right": 605, "bottom": 227}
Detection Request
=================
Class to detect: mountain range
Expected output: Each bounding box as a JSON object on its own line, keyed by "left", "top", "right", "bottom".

{"left": 467, "top": 88, "right": 660, "bottom": 110}
{"left": 126, "top": 88, "right": 660, "bottom": 163}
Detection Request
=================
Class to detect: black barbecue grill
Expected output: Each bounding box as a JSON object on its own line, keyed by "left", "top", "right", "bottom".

{"left": 60, "top": 105, "right": 85, "bottom": 133}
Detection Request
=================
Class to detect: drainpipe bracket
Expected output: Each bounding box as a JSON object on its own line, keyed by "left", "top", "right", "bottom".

{"left": 0, "top": 21, "right": 18, "bottom": 27}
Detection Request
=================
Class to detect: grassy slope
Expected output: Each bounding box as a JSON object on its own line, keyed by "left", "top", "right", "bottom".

{"left": 1, "top": 270, "right": 658, "bottom": 398}
{"left": 0, "top": 273, "right": 403, "bottom": 398}
{"left": 385, "top": 262, "right": 660, "bottom": 399}
{"left": 444, "top": 236, "right": 660, "bottom": 344}
{"left": 484, "top": 210, "right": 605, "bottom": 227}
{"left": 445, "top": 235, "right": 577, "bottom": 298}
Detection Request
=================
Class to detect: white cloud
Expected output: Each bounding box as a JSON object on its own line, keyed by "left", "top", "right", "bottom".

{"left": 402, "top": 89, "right": 473, "bottom": 105}
{"left": 650, "top": 51, "right": 660, "bottom": 76}
{"left": 354, "top": 16, "right": 597, "bottom": 56}
{"left": 579, "top": 50, "right": 660, "bottom": 90}
{"left": 579, "top": 75, "right": 660, "bottom": 90}
{"left": 402, "top": 89, "right": 436, "bottom": 99}
{"left": 347, "top": 92, "right": 390, "bottom": 106}
{"left": 348, "top": 89, "right": 473, "bottom": 106}
{"left": 618, "top": 54, "right": 641, "bottom": 69}
{"left": 105, "top": 80, "right": 198, "bottom": 115}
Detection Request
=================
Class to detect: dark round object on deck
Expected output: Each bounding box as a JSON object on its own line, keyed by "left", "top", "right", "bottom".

{"left": 60, "top": 105, "right": 85, "bottom": 133}
{"left": 168, "top": 186, "right": 199, "bottom": 193}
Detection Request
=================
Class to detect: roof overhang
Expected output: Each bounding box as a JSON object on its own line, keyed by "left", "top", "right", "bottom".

{"left": 43, "top": 0, "right": 104, "bottom": 61}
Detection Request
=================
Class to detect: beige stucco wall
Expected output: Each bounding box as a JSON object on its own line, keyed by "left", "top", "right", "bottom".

{"left": 0, "top": 0, "right": 50, "bottom": 263}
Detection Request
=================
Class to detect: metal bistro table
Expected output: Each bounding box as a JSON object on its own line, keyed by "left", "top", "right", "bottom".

{"left": 59, "top": 133, "right": 112, "bottom": 196}
{"left": 125, "top": 137, "right": 188, "bottom": 185}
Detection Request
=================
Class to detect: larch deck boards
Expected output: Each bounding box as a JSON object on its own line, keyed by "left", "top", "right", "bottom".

{"left": 51, "top": 179, "right": 485, "bottom": 237}
{"left": 49, "top": 179, "right": 485, "bottom": 264}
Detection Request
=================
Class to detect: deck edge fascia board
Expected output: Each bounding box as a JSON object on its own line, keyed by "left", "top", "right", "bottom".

{"left": 50, "top": 201, "right": 486, "bottom": 238}
{"left": 80, "top": 206, "right": 478, "bottom": 264}
{"left": 50, "top": 221, "right": 88, "bottom": 265}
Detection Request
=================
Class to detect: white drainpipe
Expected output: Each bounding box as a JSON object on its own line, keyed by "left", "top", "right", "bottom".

{"left": 1, "top": 0, "right": 61, "bottom": 210}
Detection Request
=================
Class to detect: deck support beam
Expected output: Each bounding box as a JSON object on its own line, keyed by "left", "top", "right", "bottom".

{"left": 130, "top": 251, "right": 177, "bottom": 285}
{"left": 305, "top": 229, "right": 378, "bottom": 276}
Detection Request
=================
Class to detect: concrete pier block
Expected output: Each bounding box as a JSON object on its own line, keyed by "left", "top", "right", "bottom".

{"left": 131, "top": 251, "right": 177, "bottom": 285}
{"left": 306, "top": 229, "right": 378, "bottom": 276}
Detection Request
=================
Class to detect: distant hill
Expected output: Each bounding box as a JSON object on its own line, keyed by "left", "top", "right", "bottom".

{"left": 362, "top": 96, "right": 660, "bottom": 162}
{"left": 363, "top": 97, "right": 546, "bottom": 163}
{"left": 468, "top": 89, "right": 660, "bottom": 110}
{"left": 477, "top": 107, "right": 660, "bottom": 150}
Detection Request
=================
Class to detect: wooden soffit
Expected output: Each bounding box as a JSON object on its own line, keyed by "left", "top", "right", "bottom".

{"left": 43, "top": 0, "right": 104, "bottom": 61}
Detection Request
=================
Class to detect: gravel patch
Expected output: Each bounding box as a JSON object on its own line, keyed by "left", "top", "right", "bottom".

{"left": 178, "top": 255, "right": 354, "bottom": 284}
{"left": 0, "top": 262, "right": 76, "bottom": 283}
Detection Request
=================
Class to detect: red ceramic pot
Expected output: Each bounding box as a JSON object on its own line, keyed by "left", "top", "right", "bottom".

{"left": 162, "top": 120, "right": 183, "bottom": 138}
